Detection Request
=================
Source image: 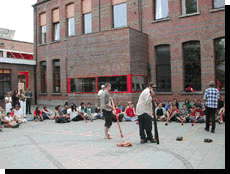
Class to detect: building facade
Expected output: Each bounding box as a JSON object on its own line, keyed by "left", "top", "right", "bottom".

{"left": 0, "top": 38, "right": 36, "bottom": 106}
{"left": 33, "top": 0, "right": 225, "bottom": 106}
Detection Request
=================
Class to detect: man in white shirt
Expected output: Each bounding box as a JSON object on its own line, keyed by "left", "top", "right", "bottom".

{"left": 136, "top": 82, "right": 156, "bottom": 144}
{"left": 98, "top": 85, "right": 105, "bottom": 98}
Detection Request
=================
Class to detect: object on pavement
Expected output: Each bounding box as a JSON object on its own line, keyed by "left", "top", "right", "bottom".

{"left": 176, "top": 136, "right": 183, "bottom": 141}
{"left": 204, "top": 139, "right": 213, "bottom": 143}
{"left": 117, "top": 140, "right": 133, "bottom": 147}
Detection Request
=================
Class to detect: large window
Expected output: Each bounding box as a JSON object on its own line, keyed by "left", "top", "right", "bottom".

{"left": 155, "top": 45, "right": 172, "bottom": 92}
{"left": 40, "top": 61, "right": 47, "bottom": 93}
{"left": 53, "top": 60, "right": 61, "bottom": 93}
{"left": 66, "top": 3, "right": 75, "bottom": 37}
{"left": 40, "top": 13, "right": 47, "bottom": 44}
{"left": 0, "top": 69, "right": 11, "bottom": 100}
{"left": 71, "top": 78, "right": 96, "bottom": 93}
{"left": 214, "top": 37, "right": 225, "bottom": 91}
{"left": 181, "top": 0, "right": 198, "bottom": 15}
{"left": 98, "top": 76, "right": 127, "bottom": 92}
{"left": 155, "top": 0, "right": 169, "bottom": 20}
{"left": 132, "top": 75, "right": 148, "bottom": 92}
{"left": 83, "top": 13, "right": 92, "bottom": 34}
{"left": 213, "top": 0, "right": 225, "bottom": 9}
{"left": 183, "top": 41, "right": 201, "bottom": 91}
{"left": 113, "top": 2, "right": 127, "bottom": 28}
{"left": 52, "top": 8, "right": 60, "bottom": 41}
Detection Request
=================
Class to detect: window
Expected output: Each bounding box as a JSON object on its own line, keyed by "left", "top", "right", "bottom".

{"left": 82, "top": 0, "right": 92, "bottom": 34}
{"left": 54, "top": 23, "right": 60, "bottom": 41}
{"left": 183, "top": 41, "right": 201, "bottom": 91}
{"left": 40, "top": 61, "right": 47, "bottom": 93}
{"left": 71, "top": 78, "right": 96, "bottom": 93}
{"left": 83, "top": 13, "right": 92, "bottom": 34}
{"left": 68, "top": 18, "right": 75, "bottom": 36}
{"left": 41, "top": 26, "right": 47, "bottom": 44}
{"left": 113, "top": 2, "right": 127, "bottom": 28}
{"left": 155, "top": 0, "right": 169, "bottom": 20}
{"left": 66, "top": 3, "right": 75, "bottom": 37}
{"left": 214, "top": 37, "right": 225, "bottom": 91}
{"left": 181, "top": 0, "right": 198, "bottom": 15}
{"left": 53, "top": 60, "right": 61, "bottom": 93}
{"left": 0, "top": 69, "right": 11, "bottom": 100}
{"left": 40, "top": 13, "right": 47, "bottom": 44}
{"left": 98, "top": 76, "right": 127, "bottom": 92}
{"left": 213, "top": 0, "right": 225, "bottom": 9}
{"left": 52, "top": 8, "right": 60, "bottom": 41}
{"left": 132, "top": 75, "right": 148, "bottom": 91}
{"left": 0, "top": 51, "right": 3, "bottom": 57}
{"left": 155, "top": 45, "right": 172, "bottom": 92}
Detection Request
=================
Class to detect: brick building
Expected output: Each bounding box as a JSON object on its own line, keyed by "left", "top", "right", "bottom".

{"left": 0, "top": 34, "right": 35, "bottom": 106}
{"left": 33, "top": 0, "right": 225, "bottom": 106}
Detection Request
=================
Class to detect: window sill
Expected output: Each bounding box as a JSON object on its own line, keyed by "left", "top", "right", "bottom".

{"left": 210, "top": 7, "right": 225, "bottom": 13}
{"left": 180, "top": 91, "right": 203, "bottom": 95}
{"left": 51, "top": 93, "right": 62, "bottom": 96}
{"left": 38, "top": 43, "right": 47, "bottom": 47}
{"left": 178, "top": 12, "right": 200, "bottom": 18}
{"left": 50, "top": 40, "right": 61, "bottom": 44}
{"left": 156, "top": 92, "right": 173, "bottom": 95}
{"left": 151, "top": 17, "right": 171, "bottom": 24}
{"left": 39, "top": 93, "right": 48, "bottom": 96}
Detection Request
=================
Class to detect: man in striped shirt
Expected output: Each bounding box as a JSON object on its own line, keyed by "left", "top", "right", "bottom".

{"left": 203, "top": 81, "right": 220, "bottom": 133}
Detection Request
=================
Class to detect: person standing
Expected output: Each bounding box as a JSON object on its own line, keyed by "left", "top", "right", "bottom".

{"left": 100, "top": 82, "right": 113, "bottom": 139}
{"left": 5, "top": 92, "right": 12, "bottom": 114}
{"left": 19, "top": 89, "right": 26, "bottom": 118}
{"left": 25, "top": 88, "right": 33, "bottom": 115}
{"left": 136, "top": 82, "right": 156, "bottom": 144}
{"left": 203, "top": 81, "right": 220, "bottom": 133}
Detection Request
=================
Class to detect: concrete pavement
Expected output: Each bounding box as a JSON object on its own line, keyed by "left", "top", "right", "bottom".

{"left": 0, "top": 115, "right": 225, "bottom": 169}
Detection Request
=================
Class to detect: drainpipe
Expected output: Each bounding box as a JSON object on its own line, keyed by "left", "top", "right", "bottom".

{"left": 138, "top": 0, "right": 143, "bottom": 32}
{"left": 99, "top": 0, "right": 101, "bottom": 32}
{"left": 33, "top": 5, "right": 38, "bottom": 104}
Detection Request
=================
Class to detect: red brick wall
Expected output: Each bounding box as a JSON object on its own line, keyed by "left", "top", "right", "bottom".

{"left": 34, "top": 0, "right": 225, "bottom": 105}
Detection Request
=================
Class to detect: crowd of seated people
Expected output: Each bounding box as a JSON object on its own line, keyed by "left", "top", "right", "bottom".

{"left": 0, "top": 92, "right": 225, "bottom": 130}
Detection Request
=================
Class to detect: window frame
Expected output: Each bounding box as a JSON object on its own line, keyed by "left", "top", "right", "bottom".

{"left": 40, "top": 25, "right": 47, "bottom": 44}
{"left": 113, "top": 2, "right": 127, "bottom": 29}
{"left": 183, "top": 41, "right": 202, "bottom": 92}
{"left": 155, "top": 44, "right": 172, "bottom": 92}
{"left": 154, "top": 0, "right": 169, "bottom": 20}
{"left": 0, "top": 69, "right": 11, "bottom": 100}
{"left": 181, "top": 0, "right": 199, "bottom": 15}
{"left": 83, "top": 12, "right": 92, "bottom": 34}
{"left": 214, "top": 37, "right": 225, "bottom": 91}
{"left": 53, "top": 59, "right": 61, "bottom": 93}
{"left": 213, "top": 0, "right": 225, "bottom": 9}
{"left": 53, "top": 22, "right": 60, "bottom": 41}
{"left": 40, "top": 61, "right": 47, "bottom": 93}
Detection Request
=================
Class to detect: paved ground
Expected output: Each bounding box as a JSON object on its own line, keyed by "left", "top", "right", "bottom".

{"left": 0, "top": 106, "right": 225, "bottom": 169}
{"left": 0, "top": 120, "right": 225, "bottom": 169}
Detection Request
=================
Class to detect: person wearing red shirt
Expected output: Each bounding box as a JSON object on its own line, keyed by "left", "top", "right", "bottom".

{"left": 33, "top": 107, "right": 43, "bottom": 122}
{"left": 190, "top": 104, "right": 205, "bottom": 123}
{"left": 165, "top": 103, "right": 180, "bottom": 126}
{"left": 125, "top": 103, "right": 136, "bottom": 122}
{"left": 112, "top": 105, "right": 124, "bottom": 122}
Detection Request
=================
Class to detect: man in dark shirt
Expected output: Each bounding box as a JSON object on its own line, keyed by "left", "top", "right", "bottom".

{"left": 25, "top": 88, "right": 33, "bottom": 114}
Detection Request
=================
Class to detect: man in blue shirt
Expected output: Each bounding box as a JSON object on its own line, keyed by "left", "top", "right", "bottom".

{"left": 203, "top": 81, "right": 220, "bottom": 133}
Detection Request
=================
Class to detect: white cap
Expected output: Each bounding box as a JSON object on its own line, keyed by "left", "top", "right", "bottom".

{"left": 101, "top": 85, "right": 105, "bottom": 88}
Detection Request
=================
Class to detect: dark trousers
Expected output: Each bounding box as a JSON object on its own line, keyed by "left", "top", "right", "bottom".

{"left": 138, "top": 113, "right": 153, "bottom": 140}
{"left": 205, "top": 107, "right": 217, "bottom": 131}
{"left": 26, "top": 100, "right": 32, "bottom": 114}
{"left": 102, "top": 109, "right": 113, "bottom": 128}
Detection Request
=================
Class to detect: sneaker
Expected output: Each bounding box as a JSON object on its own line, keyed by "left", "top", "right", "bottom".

{"left": 149, "top": 139, "right": 156, "bottom": 143}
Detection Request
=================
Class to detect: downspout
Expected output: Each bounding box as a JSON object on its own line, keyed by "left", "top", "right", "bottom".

{"left": 138, "top": 0, "right": 143, "bottom": 32}
{"left": 33, "top": 5, "right": 38, "bottom": 104}
{"left": 99, "top": 0, "right": 101, "bottom": 32}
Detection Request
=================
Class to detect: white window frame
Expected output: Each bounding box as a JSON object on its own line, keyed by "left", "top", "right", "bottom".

{"left": 181, "top": 0, "right": 199, "bottom": 15}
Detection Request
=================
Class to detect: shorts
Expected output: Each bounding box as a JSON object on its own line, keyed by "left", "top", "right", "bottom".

{"left": 102, "top": 109, "right": 113, "bottom": 128}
